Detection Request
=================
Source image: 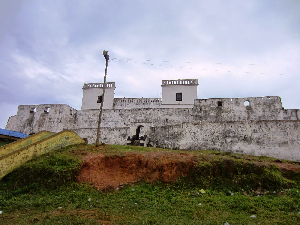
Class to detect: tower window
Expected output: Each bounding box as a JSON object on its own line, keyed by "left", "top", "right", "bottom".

{"left": 176, "top": 93, "right": 182, "bottom": 101}
{"left": 97, "top": 96, "right": 103, "bottom": 103}
{"left": 217, "top": 101, "right": 223, "bottom": 107}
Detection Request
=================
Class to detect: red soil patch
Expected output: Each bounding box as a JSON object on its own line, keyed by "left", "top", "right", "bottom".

{"left": 77, "top": 151, "right": 300, "bottom": 191}
{"left": 77, "top": 152, "right": 197, "bottom": 190}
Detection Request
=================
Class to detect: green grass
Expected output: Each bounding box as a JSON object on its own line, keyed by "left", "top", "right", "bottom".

{"left": 0, "top": 144, "right": 300, "bottom": 224}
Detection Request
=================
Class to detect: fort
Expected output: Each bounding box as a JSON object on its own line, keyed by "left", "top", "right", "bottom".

{"left": 5, "top": 79, "right": 300, "bottom": 161}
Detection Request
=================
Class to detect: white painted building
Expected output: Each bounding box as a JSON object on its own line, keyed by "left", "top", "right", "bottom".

{"left": 81, "top": 79, "right": 199, "bottom": 110}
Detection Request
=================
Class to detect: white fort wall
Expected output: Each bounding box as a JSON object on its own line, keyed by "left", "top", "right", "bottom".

{"left": 149, "top": 121, "right": 300, "bottom": 161}
{"left": 5, "top": 78, "right": 300, "bottom": 161}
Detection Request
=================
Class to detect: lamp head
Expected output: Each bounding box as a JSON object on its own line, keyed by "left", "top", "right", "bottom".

{"left": 103, "top": 50, "right": 109, "bottom": 60}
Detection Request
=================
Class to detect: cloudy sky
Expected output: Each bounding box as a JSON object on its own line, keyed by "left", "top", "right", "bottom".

{"left": 1, "top": 0, "right": 300, "bottom": 129}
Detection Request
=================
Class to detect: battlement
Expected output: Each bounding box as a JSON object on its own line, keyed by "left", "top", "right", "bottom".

{"left": 162, "top": 79, "right": 198, "bottom": 86}
{"left": 83, "top": 82, "right": 115, "bottom": 89}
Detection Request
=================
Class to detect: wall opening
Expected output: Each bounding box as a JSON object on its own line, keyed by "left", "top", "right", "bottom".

{"left": 136, "top": 125, "right": 144, "bottom": 139}
{"left": 97, "top": 95, "right": 103, "bottom": 103}
{"left": 44, "top": 107, "right": 50, "bottom": 113}
{"left": 30, "top": 108, "right": 36, "bottom": 113}
{"left": 176, "top": 93, "right": 182, "bottom": 101}
{"left": 244, "top": 100, "right": 250, "bottom": 106}
{"left": 217, "top": 101, "right": 223, "bottom": 107}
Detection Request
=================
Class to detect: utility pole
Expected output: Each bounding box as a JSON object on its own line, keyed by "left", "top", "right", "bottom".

{"left": 96, "top": 50, "right": 109, "bottom": 146}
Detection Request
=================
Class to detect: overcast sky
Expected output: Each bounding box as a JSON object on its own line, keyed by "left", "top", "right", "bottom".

{"left": 1, "top": 0, "right": 300, "bottom": 129}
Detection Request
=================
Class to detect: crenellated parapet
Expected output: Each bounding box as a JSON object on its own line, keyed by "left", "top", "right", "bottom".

{"left": 83, "top": 82, "right": 115, "bottom": 89}
{"left": 162, "top": 79, "right": 198, "bottom": 86}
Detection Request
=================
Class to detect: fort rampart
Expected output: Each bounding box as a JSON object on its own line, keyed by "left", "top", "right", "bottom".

{"left": 5, "top": 79, "right": 300, "bottom": 161}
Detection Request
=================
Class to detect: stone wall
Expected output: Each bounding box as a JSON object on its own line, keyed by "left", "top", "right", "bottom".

{"left": 149, "top": 120, "right": 300, "bottom": 161}
{"left": 5, "top": 96, "right": 300, "bottom": 161}
{"left": 192, "top": 96, "right": 299, "bottom": 121}
{"left": 6, "top": 104, "right": 78, "bottom": 134}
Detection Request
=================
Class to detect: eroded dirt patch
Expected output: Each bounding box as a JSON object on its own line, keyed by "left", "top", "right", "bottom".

{"left": 77, "top": 152, "right": 197, "bottom": 190}
{"left": 76, "top": 150, "right": 300, "bottom": 191}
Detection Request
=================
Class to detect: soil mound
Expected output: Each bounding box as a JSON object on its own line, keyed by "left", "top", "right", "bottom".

{"left": 77, "top": 150, "right": 300, "bottom": 191}
{"left": 77, "top": 152, "right": 197, "bottom": 190}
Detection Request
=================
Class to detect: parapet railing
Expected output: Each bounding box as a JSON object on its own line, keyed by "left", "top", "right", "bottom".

{"left": 114, "top": 98, "right": 162, "bottom": 104}
{"left": 162, "top": 79, "right": 198, "bottom": 85}
{"left": 83, "top": 82, "right": 115, "bottom": 89}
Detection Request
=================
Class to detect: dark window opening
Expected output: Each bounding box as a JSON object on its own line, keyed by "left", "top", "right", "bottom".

{"left": 217, "top": 101, "right": 223, "bottom": 107}
{"left": 97, "top": 95, "right": 103, "bottom": 103}
{"left": 176, "top": 93, "right": 182, "bottom": 101}
{"left": 44, "top": 107, "right": 50, "bottom": 113}
{"left": 30, "top": 108, "right": 36, "bottom": 113}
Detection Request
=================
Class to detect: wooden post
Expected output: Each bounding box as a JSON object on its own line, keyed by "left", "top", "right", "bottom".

{"left": 96, "top": 50, "right": 109, "bottom": 146}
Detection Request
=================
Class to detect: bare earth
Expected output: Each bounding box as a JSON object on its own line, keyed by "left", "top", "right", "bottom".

{"left": 76, "top": 150, "right": 300, "bottom": 191}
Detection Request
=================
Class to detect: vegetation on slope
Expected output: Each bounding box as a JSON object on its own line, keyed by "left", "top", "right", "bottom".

{"left": 0, "top": 144, "right": 299, "bottom": 224}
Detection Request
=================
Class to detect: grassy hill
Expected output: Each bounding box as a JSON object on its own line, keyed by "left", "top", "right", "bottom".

{"left": 0, "top": 144, "right": 299, "bottom": 224}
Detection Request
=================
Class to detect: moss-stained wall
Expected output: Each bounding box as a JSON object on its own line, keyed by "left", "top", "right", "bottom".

{"left": 0, "top": 130, "right": 85, "bottom": 179}
{"left": 149, "top": 120, "right": 300, "bottom": 162}
{"left": 0, "top": 131, "right": 54, "bottom": 157}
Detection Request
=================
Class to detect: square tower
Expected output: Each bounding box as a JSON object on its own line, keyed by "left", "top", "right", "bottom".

{"left": 161, "top": 79, "right": 198, "bottom": 105}
{"left": 81, "top": 82, "right": 115, "bottom": 110}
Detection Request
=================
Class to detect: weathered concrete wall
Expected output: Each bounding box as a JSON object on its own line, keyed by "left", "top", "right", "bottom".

{"left": 5, "top": 96, "right": 300, "bottom": 161}
{"left": 192, "top": 96, "right": 299, "bottom": 121}
{"left": 5, "top": 115, "right": 18, "bottom": 132}
{"left": 113, "top": 98, "right": 163, "bottom": 109}
{"left": 7, "top": 96, "right": 298, "bottom": 136}
{"left": 6, "top": 104, "right": 78, "bottom": 134}
{"left": 149, "top": 120, "right": 300, "bottom": 161}
{"left": 0, "top": 130, "right": 85, "bottom": 179}
{"left": 74, "top": 127, "right": 129, "bottom": 145}
{"left": 113, "top": 98, "right": 195, "bottom": 109}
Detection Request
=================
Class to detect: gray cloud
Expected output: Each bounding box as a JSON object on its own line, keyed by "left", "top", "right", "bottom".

{"left": 1, "top": 0, "right": 300, "bottom": 128}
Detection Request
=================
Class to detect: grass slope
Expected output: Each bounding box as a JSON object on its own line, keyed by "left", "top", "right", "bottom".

{"left": 0, "top": 144, "right": 299, "bottom": 224}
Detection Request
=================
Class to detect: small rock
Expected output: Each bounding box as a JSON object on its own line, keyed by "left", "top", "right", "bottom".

{"left": 0, "top": 211, "right": 2, "bottom": 215}
{"left": 135, "top": 203, "right": 137, "bottom": 205}
{"left": 250, "top": 215, "right": 256, "bottom": 218}
{"left": 58, "top": 207, "right": 62, "bottom": 209}
{"left": 224, "top": 223, "right": 230, "bottom": 225}
{"left": 132, "top": 189, "right": 135, "bottom": 191}
{"left": 298, "top": 212, "right": 300, "bottom": 214}
{"left": 88, "top": 198, "right": 91, "bottom": 202}
{"left": 198, "top": 203, "right": 202, "bottom": 206}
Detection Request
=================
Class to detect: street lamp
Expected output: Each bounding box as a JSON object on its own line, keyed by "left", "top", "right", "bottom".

{"left": 96, "top": 50, "right": 109, "bottom": 146}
